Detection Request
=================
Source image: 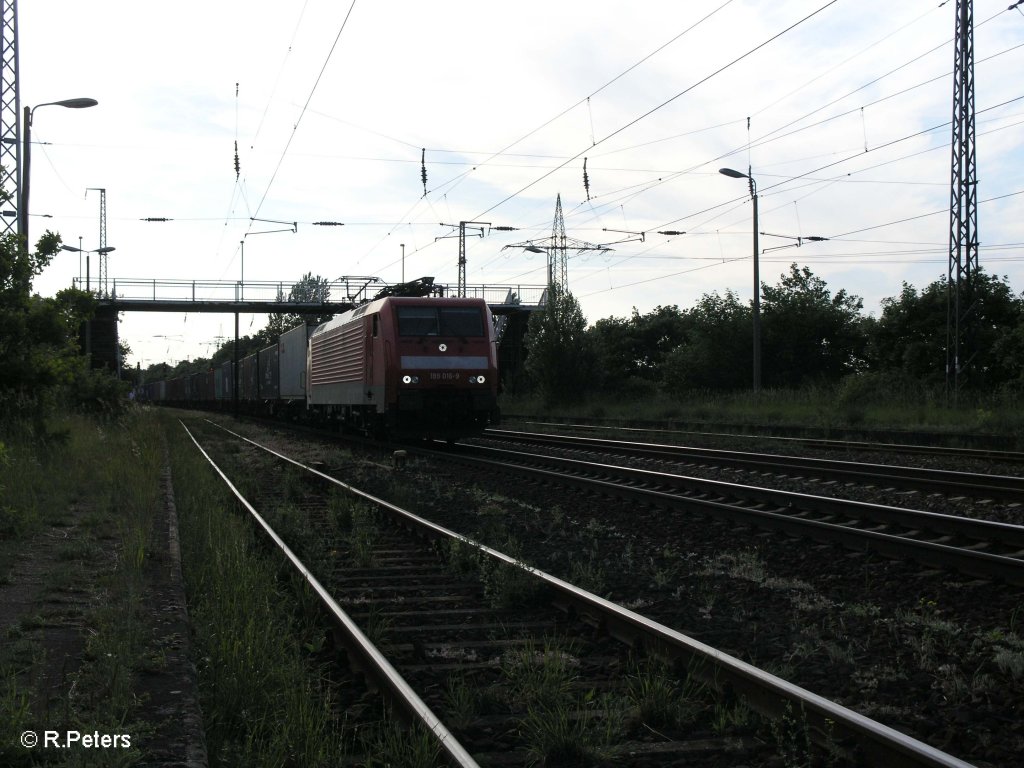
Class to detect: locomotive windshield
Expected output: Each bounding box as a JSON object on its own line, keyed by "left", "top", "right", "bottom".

{"left": 397, "top": 306, "right": 485, "bottom": 337}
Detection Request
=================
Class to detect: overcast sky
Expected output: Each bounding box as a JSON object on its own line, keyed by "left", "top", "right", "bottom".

{"left": 19, "top": 0, "right": 1024, "bottom": 370}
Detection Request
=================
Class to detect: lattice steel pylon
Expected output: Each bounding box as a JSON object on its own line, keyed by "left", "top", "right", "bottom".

{"left": 87, "top": 187, "right": 107, "bottom": 295}
{"left": 946, "top": 0, "right": 979, "bottom": 404}
{"left": 1, "top": 0, "right": 20, "bottom": 238}
{"left": 502, "top": 193, "right": 609, "bottom": 293}
{"left": 551, "top": 193, "right": 568, "bottom": 290}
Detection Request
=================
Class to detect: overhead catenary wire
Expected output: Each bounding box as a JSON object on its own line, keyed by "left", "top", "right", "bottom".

{"left": 248, "top": 0, "right": 358, "bottom": 227}
{"left": 471, "top": 1, "right": 841, "bottom": 222}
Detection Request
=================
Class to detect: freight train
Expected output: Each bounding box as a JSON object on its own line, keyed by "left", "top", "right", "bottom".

{"left": 137, "top": 282, "right": 500, "bottom": 439}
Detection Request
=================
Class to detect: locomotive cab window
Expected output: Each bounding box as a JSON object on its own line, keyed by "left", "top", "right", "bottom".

{"left": 439, "top": 308, "right": 484, "bottom": 337}
{"left": 397, "top": 306, "right": 484, "bottom": 337}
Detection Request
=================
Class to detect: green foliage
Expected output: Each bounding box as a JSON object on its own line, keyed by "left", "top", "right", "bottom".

{"left": 577, "top": 264, "right": 1023, "bottom": 401}
{"left": 588, "top": 304, "right": 691, "bottom": 390}
{"left": 0, "top": 224, "right": 129, "bottom": 422}
{"left": 171, "top": 421, "right": 347, "bottom": 766}
{"left": 524, "top": 284, "right": 595, "bottom": 405}
{"left": 263, "top": 271, "right": 334, "bottom": 341}
{"left": 662, "top": 290, "right": 750, "bottom": 392}
{"left": 871, "top": 270, "right": 1024, "bottom": 390}
{"left": 760, "top": 263, "right": 867, "bottom": 388}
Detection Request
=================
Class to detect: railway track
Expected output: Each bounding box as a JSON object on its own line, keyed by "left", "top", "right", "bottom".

{"left": 437, "top": 437, "right": 1024, "bottom": 586}
{"left": 480, "top": 428, "right": 1024, "bottom": 503}
{"left": 181, "top": 417, "right": 977, "bottom": 767}
{"left": 502, "top": 417, "right": 1024, "bottom": 460}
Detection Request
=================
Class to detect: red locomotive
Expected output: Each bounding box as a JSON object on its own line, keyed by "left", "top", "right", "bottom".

{"left": 135, "top": 278, "right": 501, "bottom": 440}
{"left": 307, "top": 293, "right": 500, "bottom": 438}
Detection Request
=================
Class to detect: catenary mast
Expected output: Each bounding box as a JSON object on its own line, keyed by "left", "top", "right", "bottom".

{"left": 946, "top": 0, "right": 979, "bottom": 403}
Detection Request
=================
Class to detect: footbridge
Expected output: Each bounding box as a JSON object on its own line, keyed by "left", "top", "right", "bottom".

{"left": 87, "top": 276, "right": 546, "bottom": 314}
{"left": 79, "top": 277, "right": 546, "bottom": 382}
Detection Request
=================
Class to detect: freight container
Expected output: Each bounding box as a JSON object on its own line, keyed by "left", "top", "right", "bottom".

{"left": 280, "top": 323, "right": 313, "bottom": 401}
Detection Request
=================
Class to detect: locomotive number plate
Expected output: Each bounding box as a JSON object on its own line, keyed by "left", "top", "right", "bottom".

{"left": 429, "top": 372, "right": 460, "bottom": 381}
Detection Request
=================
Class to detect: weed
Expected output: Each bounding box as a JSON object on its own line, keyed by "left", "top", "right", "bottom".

{"left": 626, "top": 658, "right": 704, "bottom": 732}
{"left": 0, "top": 672, "right": 32, "bottom": 762}
{"left": 171, "top": 416, "right": 351, "bottom": 764}
{"left": 480, "top": 540, "right": 545, "bottom": 609}
{"left": 646, "top": 556, "right": 676, "bottom": 589}
{"left": 501, "top": 637, "right": 609, "bottom": 765}
{"left": 443, "top": 674, "right": 481, "bottom": 731}
{"left": 993, "top": 646, "right": 1024, "bottom": 680}
{"left": 569, "top": 554, "right": 606, "bottom": 594}
{"left": 363, "top": 720, "right": 440, "bottom": 768}
{"left": 710, "top": 696, "right": 754, "bottom": 734}
{"left": 348, "top": 504, "right": 379, "bottom": 568}
{"left": 362, "top": 604, "right": 393, "bottom": 646}
{"left": 440, "top": 537, "right": 482, "bottom": 578}
{"left": 520, "top": 701, "right": 598, "bottom": 767}
{"left": 769, "top": 702, "right": 814, "bottom": 768}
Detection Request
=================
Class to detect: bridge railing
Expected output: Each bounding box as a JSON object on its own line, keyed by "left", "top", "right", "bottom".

{"left": 73, "top": 277, "right": 547, "bottom": 307}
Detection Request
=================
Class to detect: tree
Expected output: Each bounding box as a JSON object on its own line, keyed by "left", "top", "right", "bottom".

{"left": 869, "top": 281, "right": 947, "bottom": 386}
{"left": 524, "top": 284, "right": 594, "bottom": 405}
{"left": 263, "top": 272, "right": 334, "bottom": 341}
{"left": 662, "top": 290, "right": 751, "bottom": 392}
{"left": 587, "top": 305, "right": 690, "bottom": 392}
{"left": 0, "top": 227, "right": 122, "bottom": 422}
{"left": 1, "top": 230, "right": 62, "bottom": 409}
{"left": 759, "top": 264, "right": 866, "bottom": 388}
{"left": 870, "top": 270, "right": 1023, "bottom": 389}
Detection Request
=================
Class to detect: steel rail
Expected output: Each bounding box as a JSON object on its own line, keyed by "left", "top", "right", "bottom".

{"left": 506, "top": 418, "right": 1024, "bottom": 463}
{"left": 435, "top": 443, "right": 1024, "bottom": 586}
{"left": 206, "top": 419, "right": 974, "bottom": 768}
{"left": 464, "top": 443, "right": 1024, "bottom": 551}
{"left": 483, "top": 429, "right": 1024, "bottom": 502}
{"left": 181, "top": 421, "right": 481, "bottom": 768}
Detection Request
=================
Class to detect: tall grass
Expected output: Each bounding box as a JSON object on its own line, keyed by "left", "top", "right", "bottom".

{"left": 0, "top": 410, "right": 166, "bottom": 767}
{"left": 168, "top": 414, "right": 349, "bottom": 766}
{"left": 501, "top": 379, "right": 1024, "bottom": 436}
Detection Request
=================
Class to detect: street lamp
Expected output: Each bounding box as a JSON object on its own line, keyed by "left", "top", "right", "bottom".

{"left": 719, "top": 166, "right": 761, "bottom": 392}
{"left": 60, "top": 244, "right": 115, "bottom": 293}
{"left": 21, "top": 98, "right": 98, "bottom": 248}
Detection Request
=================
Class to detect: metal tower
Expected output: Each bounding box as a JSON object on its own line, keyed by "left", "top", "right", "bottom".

{"left": 1, "top": 0, "right": 19, "bottom": 238}
{"left": 502, "top": 194, "right": 609, "bottom": 292}
{"left": 437, "top": 220, "right": 489, "bottom": 297}
{"left": 551, "top": 193, "right": 568, "bottom": 290}
{"left": 946, "top": 0, "right": 979, "bottom": 402}
{"left": 87, "top": 187, "right": 108, "bottom": 295}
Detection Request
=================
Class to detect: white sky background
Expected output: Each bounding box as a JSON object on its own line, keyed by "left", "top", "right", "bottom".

{"left": 19, "top": 0, "right": 1024, "bottom": 370}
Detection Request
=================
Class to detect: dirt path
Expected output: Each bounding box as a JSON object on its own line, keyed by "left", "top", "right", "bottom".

{"left": 0, "top": 461, "right": 208, "bottom": 767}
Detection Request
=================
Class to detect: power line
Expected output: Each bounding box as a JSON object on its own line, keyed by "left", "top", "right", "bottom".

{"left": 473, "top": 1, "right": 841, "bottom": 221}
{"left": 249, "top": 0, "right": 357, "bottom": 225}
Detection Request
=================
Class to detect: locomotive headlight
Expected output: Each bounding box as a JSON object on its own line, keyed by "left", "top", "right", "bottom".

{"left": 402, "top": 375, "right": 412, "bottom": 384}
{"left": 476, "top": 375, "right": 486, "bottom": 384}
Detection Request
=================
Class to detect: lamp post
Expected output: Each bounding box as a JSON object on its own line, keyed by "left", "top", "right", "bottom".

{"left": 720, "top": 167, "right": 761, "bottom": 392}
{"left": 21, "top": 98, "right": 98, "bottom": 248}
{"left": 60, "top": 244, "right": 115, "bottom": 293}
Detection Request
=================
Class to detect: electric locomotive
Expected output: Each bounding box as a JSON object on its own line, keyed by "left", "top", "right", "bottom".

{"left": 307, "top": 293, "right": 499, "bottom": 438}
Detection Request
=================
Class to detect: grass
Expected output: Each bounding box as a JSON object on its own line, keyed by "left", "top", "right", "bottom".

{"left": 625, "top": 657, "right": 705, "bottom": 733}
{"left": 501, "top": 637, "right": 608, "bottom": 765}
{"left": 0, "top": 410, "right": 166, "bottom": 767}
{"left": 169, "top": 414, "right": 351, "bottom": 766}
{"left": 500, "top": 382, "right": 1024, "bottom": 438}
